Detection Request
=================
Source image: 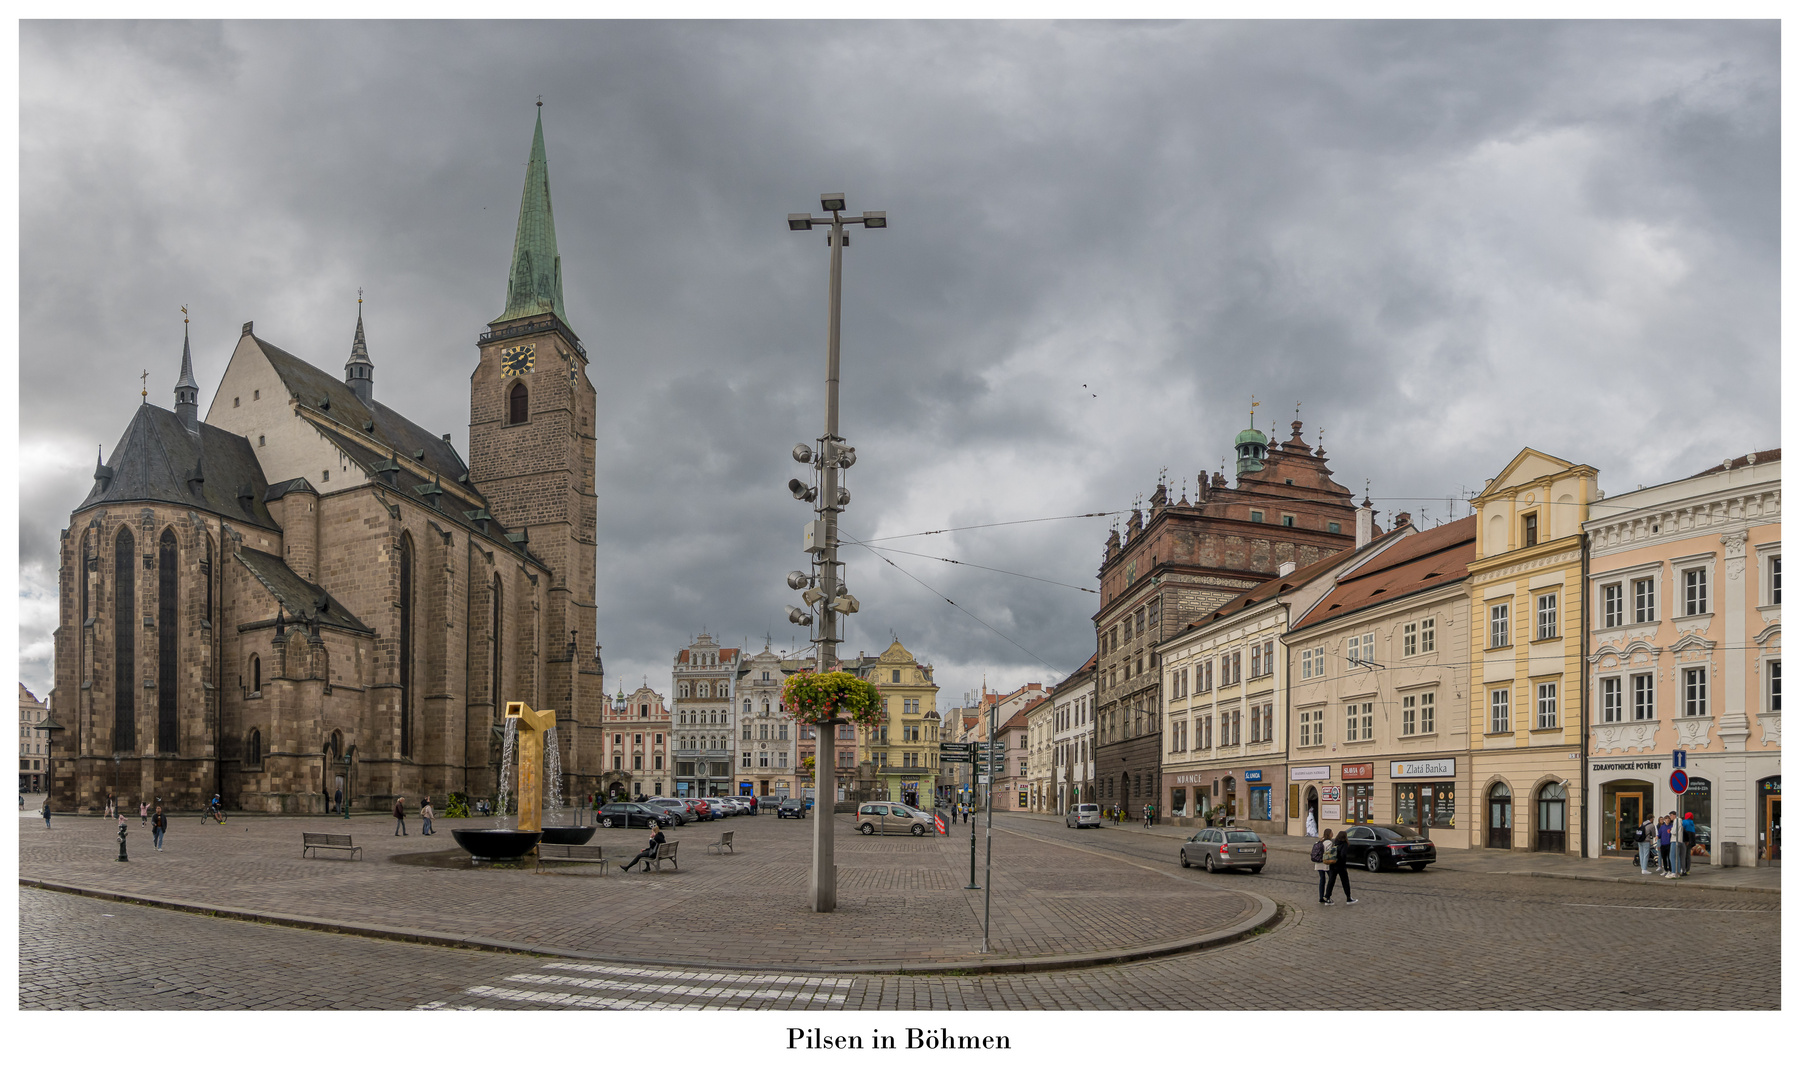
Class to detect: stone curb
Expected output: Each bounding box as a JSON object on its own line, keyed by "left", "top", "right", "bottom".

{"left": 19, "top": 877, "right": 1281, "bottom": 977}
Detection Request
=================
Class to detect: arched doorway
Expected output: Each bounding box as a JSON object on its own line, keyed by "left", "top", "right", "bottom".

{"left": 1534, "top": 781, "right": 1567, "bottom": 852}
{"left": 1304, "top": 786, "right": 1320, "bottom": 836}
{"left": 1487, "top": 781, "right": 1513, "bottom": 849}
{"left": 1222, "top": 775, "right": 1237, "bottom": 823}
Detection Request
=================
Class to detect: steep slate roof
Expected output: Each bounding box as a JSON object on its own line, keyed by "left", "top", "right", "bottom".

{"left": 75, "top": 404, "right": 278, "bottom": 530}
{"left": 1690, "top": 448, "right": 1781, "bottom": 477}
{"left": 497, "top": 107, "right": 569, "bottom": 326}
{"left": 1290, "top": 516, "right": 1477, "bottom": 634}
{"left": 252, "top": 335, "right": 469, "bottom": 482}
{"left": 233, "top": 548, "right": 373, "bottom": 634}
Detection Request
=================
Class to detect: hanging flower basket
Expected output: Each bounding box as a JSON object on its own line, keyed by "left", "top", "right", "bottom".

{"left": 782, "top": 671, "right": 883, "bottom": 727}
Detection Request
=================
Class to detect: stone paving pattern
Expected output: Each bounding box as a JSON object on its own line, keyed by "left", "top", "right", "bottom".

{"left": 21, "top": 812, "right": 1779, "bottom": 1009}
{"left": 18, "top": 810, "right": 1260, "bottom": 966}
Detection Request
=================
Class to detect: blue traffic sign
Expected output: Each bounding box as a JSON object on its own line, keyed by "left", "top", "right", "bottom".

{"left": 1670, "top": 769, "right": 1689, "bottom": 795}
{"left": 1672, "top": 750, "right": 1687, "bottom": 769}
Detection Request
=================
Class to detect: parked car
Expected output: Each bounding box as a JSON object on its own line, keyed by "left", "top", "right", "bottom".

{"left": 683, "top": 798, "right": 723, "bottom": 821}
{"left": 1180, "top": 827, "right": 1267, "bottom": 873}
{"left": 757, "top": 795, "right": 783, "bottom": 811}
{"left": 856, "top": 801, "right": 934, "bottom": 836}
{"left": 777, "top": 798, "right": 807, "bottom": 819}
{"left": 598, "top": 802, "right": 677, "bottom": 829}
{"left": 803, "top": 796, "right": 815, "bottom": 810}
{"left": 644, "top": 797, "right": 694, "bottom": 824}
{"left": 1066, "top": 803, "right": 1102, "bottom": 829}
{"left": 1338, "top": 824, "right": 1435, "bottom": 871}
{"left": 722, "top": 797, "right": 752, "bottom": 815}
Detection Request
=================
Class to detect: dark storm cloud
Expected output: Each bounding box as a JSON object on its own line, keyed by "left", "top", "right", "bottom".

{"left": 18, "top": 20, "right": 1778, "bottom": 702}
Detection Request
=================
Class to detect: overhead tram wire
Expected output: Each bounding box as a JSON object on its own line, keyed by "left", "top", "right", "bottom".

{"left": 838, "top": 529, "right": 1065, "bottom": 677}
{"left": 848, "top": 541, "right": 1097, "bottom": 594}
{"left": 861, "top": 511, "right": 1122, "bottom": 544}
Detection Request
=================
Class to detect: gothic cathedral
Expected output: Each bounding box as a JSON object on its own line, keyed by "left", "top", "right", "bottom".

{"left": 47, "top": 109, "right": 608, "bottom": 812}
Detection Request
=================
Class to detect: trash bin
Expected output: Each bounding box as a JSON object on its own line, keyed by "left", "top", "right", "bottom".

{"left": 1719, "top": 841, "right": 1739, "bottom": 868}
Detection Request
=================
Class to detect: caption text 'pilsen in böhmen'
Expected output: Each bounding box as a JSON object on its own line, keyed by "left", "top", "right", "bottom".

{"left": 788, "top": 1028, "right": 1011, "bottom": 1050}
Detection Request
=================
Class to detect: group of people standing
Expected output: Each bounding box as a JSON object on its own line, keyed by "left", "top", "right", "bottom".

{"left": 1639, "top": 812, "right": 1697, "bottom": 877}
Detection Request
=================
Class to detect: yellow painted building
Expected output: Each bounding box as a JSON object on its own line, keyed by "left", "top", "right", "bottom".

{"left": 1466, "top": 449, "right": 1600, "bottom": 856}
{"left": 853, "top": 640, "right": 941, "bottom": 809}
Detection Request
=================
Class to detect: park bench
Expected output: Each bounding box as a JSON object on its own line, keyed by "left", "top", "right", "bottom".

{"left": 649, "top": 839, "right": 680, "bottom": 871}
{"left": 706, "top": 831, "right": 735, "bottom": 856}
{"left": 302, "top": 832, "right": 363, "bottom": 860}
{"left": 535, "top": 844, "right": 609, "bottom": 875}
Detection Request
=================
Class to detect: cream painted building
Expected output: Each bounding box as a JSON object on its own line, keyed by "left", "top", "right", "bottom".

{"left": 734, "top": 642, "right": 805, "bottom": 801}
{"left": 1466, "top": 449, "right": 1599, "bottom": 856}
{"left": 1049, "top": 656, "right": 1097, "bottom": 815}
{"left": 20, "top": 685, "right": 50, "bottom": 794}
{"left": 1584, "top": 450, "right": 1780, "bottom": 866}
{"left": 1283, "top": 518, "right": 1476, "bottom": 847}
{"left": 851, "top": 640, "right": 941, "bottom": 809}
{"left": 1161, "top": 511, "right": 1403, "bottom": 827}
{"left": 1024, "top": 695, "right": 1055, "bottom": 814}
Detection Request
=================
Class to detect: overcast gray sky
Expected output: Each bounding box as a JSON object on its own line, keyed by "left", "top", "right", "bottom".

{"left": 17, "top": 20, "right": 1779, "bottom": 706}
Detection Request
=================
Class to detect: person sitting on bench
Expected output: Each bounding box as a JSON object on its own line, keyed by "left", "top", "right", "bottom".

{"left": 618, "top": 826, "right": 667, "bottom": 872}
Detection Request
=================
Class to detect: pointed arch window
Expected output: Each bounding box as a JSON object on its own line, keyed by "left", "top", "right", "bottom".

{"left": 246, "top": 728, "right": 262, "bottom": 765}
{"left": 399, "top": 533, "right": 415, "bottom": 759}
{"left": 250, "top": 654, "right": 262, "bottom": 694}
{"left": 509, "top": 381, "right": 529, "bottom": 424}
{"left": 158, "top": 528, "right": 179, "bottom": 753}
{"left": 114, "top": 528, "right": 136, "bottom": 751}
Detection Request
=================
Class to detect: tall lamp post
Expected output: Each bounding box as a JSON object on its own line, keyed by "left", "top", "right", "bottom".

{"left": 785, "top": 193, "right": 885, "bottom": 914}
{"left": 34, "top": 714, "right": 64, "bottom": 810}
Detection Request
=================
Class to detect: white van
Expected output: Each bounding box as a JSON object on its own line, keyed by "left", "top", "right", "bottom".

{"left": 1066, "top": 803, "right": 1102, "bottom": 829}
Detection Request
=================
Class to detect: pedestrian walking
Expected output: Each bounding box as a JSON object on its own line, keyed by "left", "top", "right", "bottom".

{"left": 1143, "top": 803, "right": 1154, "bottom": 829}
{"left": 41, "top": 801, "right": 52, "bottom": 829}
{"left": 1680, "top": 812, "right": 1697, "bottom": 875}
{"left": 1323, "top": 830, "right": 1358, "bottom": 904}
{"left": 139, "top": 801, "right": 149, "bottom": 825}
{"left": 393, "top": 796, "right": 408, "bottom": 836}
{"left": 151, "top": 807, "right": 167, "bottom": 851}
{"left": 618, "top": 826, "right": 667, "bottom": 872}
{"left": 1312, "top": 828, "right": 1335, "bottom": 903}
{"left": 420, "top": 798, "right": 435, "bottom": 836}
{"left": 1638, "top": 817, "right": 1657, "bottom": 874}
{"left": 1657, "top": 814, "right": 1674, "bottom": 877}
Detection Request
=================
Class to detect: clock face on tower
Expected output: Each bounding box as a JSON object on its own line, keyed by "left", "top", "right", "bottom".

{"left": 499, "top": 343, "right": 536, "bottom": 376}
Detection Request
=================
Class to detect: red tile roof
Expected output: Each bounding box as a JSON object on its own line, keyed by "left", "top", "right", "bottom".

{"left": 1690, "top": 448, "right": 1780, "bottom": 477}
{"left": 1183, "top": 541, "right": 1373, "bottom": 633}
{"left": 1290, "top": 517, "right": 1477, "bottom": 633}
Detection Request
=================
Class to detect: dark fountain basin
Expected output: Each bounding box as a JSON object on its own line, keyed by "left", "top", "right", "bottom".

{"left": 452, "top": 829, "right": 543, "bottom": 861}
{"left": 539, "top": 826, "right": 597, "bottom": 845}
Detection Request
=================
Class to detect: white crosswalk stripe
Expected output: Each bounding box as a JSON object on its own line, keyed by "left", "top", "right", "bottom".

{"left": 419, "top": 960, "right": 855, "bottom": 1010}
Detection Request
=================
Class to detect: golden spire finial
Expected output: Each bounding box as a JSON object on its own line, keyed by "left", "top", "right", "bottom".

{"left": 1250, "top": 397, "right": 1260, "bottom": 427}
{"left": 181, "top": 304, "right": 188, "bottom": 325}
{"left": 357, "top": 287, "right": 363, "bottom": 305}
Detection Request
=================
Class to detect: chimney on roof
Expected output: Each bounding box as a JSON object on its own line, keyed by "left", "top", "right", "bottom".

{"left": 1278, "top": 560, "right": 1296, "bottom": 577}
{"left": 1393, "top": 511, "right": 1412, "bottom": 532}
{"left": 1355, "top": 497, "right": 1374, "bottom": 548}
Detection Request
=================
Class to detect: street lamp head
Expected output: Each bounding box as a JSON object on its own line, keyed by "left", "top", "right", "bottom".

{"left": 861, "top": 211, "right": 887, "bottom": 229}
{"left": 786, "top": 605, "right": 814, "bottom": 627}
{"left": 792, "top": 443, "right": 815, "bottom": 463}
{"left": 829, "top": 594, "right": 860, "bottom": 615}
{"left": 786, "top": 571, "right": 811, "bottom": 590}
{"left": 836, "top": 488, "right": 851, "bottom": 507}
{"left": 787, "top": 478, "right": 817, "bottom": 501}
{"left": 801, "top": 587, "right": 826, "bottom": 607}
{"left": 820, "top": 193, "right": 847, "bottom": 212}
{"left": 787, "top": 214, "right": 814, "bottom": 231}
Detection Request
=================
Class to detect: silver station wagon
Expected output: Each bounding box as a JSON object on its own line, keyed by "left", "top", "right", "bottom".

{"left": 1180, "top": 827, "right": 1267, "bottom": 873}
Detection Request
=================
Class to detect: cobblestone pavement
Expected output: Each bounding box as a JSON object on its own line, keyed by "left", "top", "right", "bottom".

{"left": 18, "top": 810, "right": 1262, "bottom": 967}
{"left": 21, "top": 812, "right": 1778, "bottom": 1010}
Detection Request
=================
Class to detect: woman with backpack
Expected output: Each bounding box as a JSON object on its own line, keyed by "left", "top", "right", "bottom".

{"left": 1312, "top": 828, "right": 1336, "bottom": 903}
{"left": 1638, "top": 816, "right": 1657, "bottom": 874}
{"left": 1323, "top": 830, "right": 1358, "bottom": 905}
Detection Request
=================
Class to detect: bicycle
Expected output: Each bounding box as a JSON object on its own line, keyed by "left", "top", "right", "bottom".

{"left": 200, "top": 807, "right": 227, "bottom": 825}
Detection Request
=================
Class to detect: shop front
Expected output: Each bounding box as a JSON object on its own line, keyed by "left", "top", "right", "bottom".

{"left": 1165, "top": 765, "right": 1286, "bottom": 828}
{"left": 1390, "top": 758, "right": 1460, "bottom": 845}
{"left": 1586, "top": 756, "right": 1717, "bottom": 862}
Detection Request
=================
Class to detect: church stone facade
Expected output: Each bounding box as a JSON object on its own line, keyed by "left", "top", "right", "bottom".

{"left": 47, "top": 109, "right": 609, "bottom": 813}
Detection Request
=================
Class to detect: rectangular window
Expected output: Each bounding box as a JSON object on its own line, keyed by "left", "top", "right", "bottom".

{"left": 1536, "top": 593, "right": 1558, "bottom": 639}
{"left": 1489, "top": 603, "right": 1510, "bottom": 648}
{"left": 1601, "top": 677, "right": 1622, "bottom": 723}
{"left": 1522, "top": 512, "right": 1538, "bottom": 546}
{"left": 1536, "top": 682, "right": 1558, "bottom": 729}
{"left": 1683, "top": 568, "right": 1708, "bottom": 616}
{"left": 1358, "top": 701, "right": 1372, "bottom": 741}
{"left": 778, "top": 752, "right": 789, "bottom": 768}
{"left": 742, "top": 752, "right": 752, "bottom": 767}
{"left": 1419, "top": 617, "right": 1435, "bottom": 654}
{"left": 1230, "top": 709, "right": 1242, "bottom": 745}
{"left": 1490, "top": 689, "right": 1510, "bottom": 734}
{"left": 1768, "top": 660, "right": 1781, "bottom": 712}
{"left": 1250, "top": 510, "right": 1264, "bottom": 523}
{"left": 1684, "top": 668, "right": 1708, "bottom": 717}
{"left": 1401, "top": 695, "right": 1416, "bottom": 736}
{"left": 1632, "top": 673, "right": 1655, "bottom": 721}
{"left": 1282, "top": 514, "right": 1295, "bottom": 527}
{"left": 1298, "top": 711, "right": 1312, "bottom": 747}
{"left": 1419, "top": 691, "right": 1435, "bottom": 734}
{"left": 1633, "top": 578, "right": 1656, "bottom": 623}
{"left": 1771, "top": 556, "right": 1782, "bottom": 605}
{"left": 1403, "top": 623, "right": 1417, "bottom": 657}
{"left": 1328, "top": 521, "right": 1341, "bottom": 533}
{"left": 1201, "top": 715, "right": 1212, "bottom": 749}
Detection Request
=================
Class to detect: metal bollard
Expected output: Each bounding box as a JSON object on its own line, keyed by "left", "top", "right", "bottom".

{"left": 116, "top": 821, "right": 129, "bottom": 862}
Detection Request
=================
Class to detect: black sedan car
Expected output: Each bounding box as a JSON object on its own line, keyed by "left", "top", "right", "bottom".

{"left": 598, "top": 802, "right": 677, "bottom": 829}
{"left": 1338, "top": 824, "right": 1435, "bottom": 871}
{"left": 776, "top": 798, "right": 807, "bottom": 819}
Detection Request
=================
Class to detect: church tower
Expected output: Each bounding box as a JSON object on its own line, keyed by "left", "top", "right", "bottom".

{"left": 467, "top": 105, "right": 600, "bottom": 734}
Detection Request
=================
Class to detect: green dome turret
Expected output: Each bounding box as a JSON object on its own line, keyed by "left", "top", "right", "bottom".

{"left": 1235, "top": 422, "right": 1270, "bottom": 476}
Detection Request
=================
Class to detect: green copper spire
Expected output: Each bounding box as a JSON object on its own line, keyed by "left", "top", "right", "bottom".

{"left": 495, "top": 104, "right": 569, "bottom": 326}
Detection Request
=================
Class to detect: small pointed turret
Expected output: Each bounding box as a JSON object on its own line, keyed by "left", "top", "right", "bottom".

{"left": 174, "top": 317, "right": 200, "bottom": 432}
{"left": 494, "top": 103, "right": 570, "bottom": 328}
{"left": 345, "top": 292, "right": 374, "bottom": 405}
